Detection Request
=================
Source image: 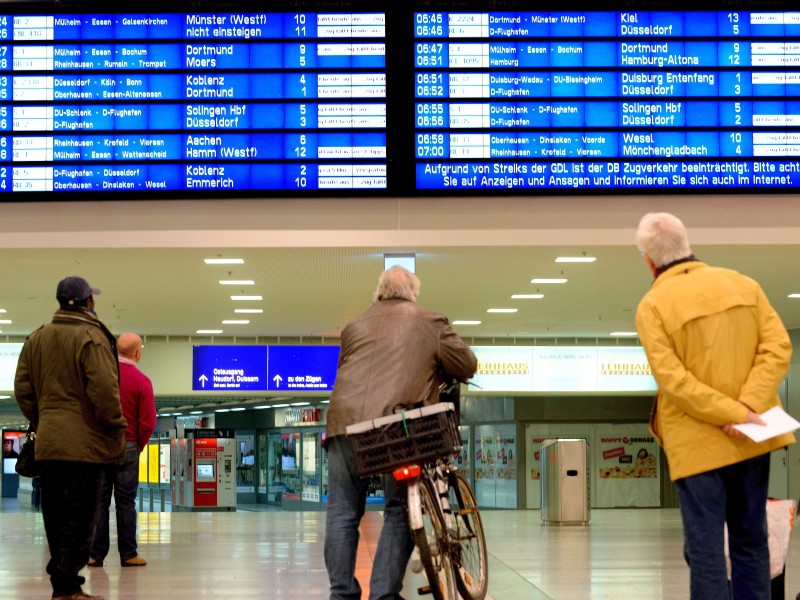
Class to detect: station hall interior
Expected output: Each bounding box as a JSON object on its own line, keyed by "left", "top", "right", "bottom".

{"left": 2, "top": 194, "right": 800, "bottom": 600}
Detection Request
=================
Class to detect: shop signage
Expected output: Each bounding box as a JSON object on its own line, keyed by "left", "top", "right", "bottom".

{"left": 0, "top": 343, "right": 23, "bottom": 391}
{"left": 470, "top": 346, "right": 656, "bottom": 393}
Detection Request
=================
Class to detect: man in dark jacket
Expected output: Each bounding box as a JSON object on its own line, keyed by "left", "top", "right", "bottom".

{"left": 324, "top": 265, "right": 477, "bottom": 600}
{"left": 15, "top": 276, "right": 126, "bottom": 600}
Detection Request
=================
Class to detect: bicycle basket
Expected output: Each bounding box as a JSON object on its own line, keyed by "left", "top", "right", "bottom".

{"left": 345, "top": 402, "right": 461, "bottom": 478}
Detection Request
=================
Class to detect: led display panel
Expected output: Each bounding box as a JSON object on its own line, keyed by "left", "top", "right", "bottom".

{"left": 0, "top": 1, "right": 798, "bottom": 197}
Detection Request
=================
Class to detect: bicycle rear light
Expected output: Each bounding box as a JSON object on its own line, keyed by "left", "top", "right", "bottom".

{"left": 392, "top": 465, "right": 421, "bottom": 481}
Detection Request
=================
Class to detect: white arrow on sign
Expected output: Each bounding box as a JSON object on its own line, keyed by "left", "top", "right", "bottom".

{"left": 198, "top": 374, "right": 208, "bottom": 388}
{"left": 273, "top": 374, "right": 283, "bottom": 387}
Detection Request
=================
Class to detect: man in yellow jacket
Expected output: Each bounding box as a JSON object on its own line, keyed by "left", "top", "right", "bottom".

{"left": 635, "top": 212, "right": 794, "bottom": 600}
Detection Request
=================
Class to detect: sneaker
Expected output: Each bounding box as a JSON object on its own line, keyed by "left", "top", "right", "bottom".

{"left": 52, "top": 590, "right": 105, "bottom": 599}
{"left": 87, "top": 558, "right": 103, "bottom": 567}
{"left": 120, "top": 556, "right": 147, "bottom": 567}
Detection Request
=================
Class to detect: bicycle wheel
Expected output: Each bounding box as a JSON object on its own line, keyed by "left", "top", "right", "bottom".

{"left": 413, "top": 477, "right": 458, "bottom": 600}
{"left": 448, "top": 471, "right": 489, "bottom": 600}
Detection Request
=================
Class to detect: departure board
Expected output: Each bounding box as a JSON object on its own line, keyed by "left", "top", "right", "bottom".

{"left": 1, "top": 1, "right": 799, "bottom": 197}
{"left": 0, "top": 2, "right": 387, "bottom": 195}
{"left": 413, "top": 5, "right": 800, "bottom": 192}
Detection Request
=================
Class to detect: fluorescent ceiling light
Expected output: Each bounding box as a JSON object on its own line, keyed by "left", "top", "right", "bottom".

{"left": 196, "top": 329, "right": 223, "bottom": 334}
{"left": 555, "top": 256, "right": 596, "bottom": 263}
{"left": 235, "top": 309, "right": 263, "bottom": 314}
{"left": 230, "top": 407, "right": 246, "bottom": 412}
{"left": 789, "top": 294, "right": 800, "bottom": 298}
{"left": 222, "top": 320, "right": 250, "bottom": 325}
{"left": 215, "top": 408, "right": 230, "bottom": 413}
{"left": 610, "top": 331, "right": 638, "bottom": 337}
{"left": 205, "top": 258, "right": 244, "bottom": 264}
{"left": 321, "top": 400, "right": 330, "bottom": 404}
{"left": 219, "top": 280, "right": 254, "bottom": 285}
{"left": 189, "top": 410, "right": 203, "bottom": 415}
{"left": 0, "top": 308, "right": 6, "bottom": 313}
{"left": 511, "top": 294, "right": 544, "bottom": 299}
{"left": 0, "top": 320, "right": 11, "bottom": 324}
{"left": 487, "top": 308, "right": 518, "bottom": 313}
{"left": 254, "top": 405, "right": 272, "bottom": 409}
{"left": 291, "top": 402, "right": 310, "bottom": 406}
{"left": 453, "top": 320, "right": 481, "bottom": 325}
{"left": 272, "top": 403, "right": 290, "bottom": 408}
{"left": 231, "top": 295, "right": 263, "bottom": 301}
{"left": 0, "top": 395, "right": 10, "bottom": 400}
{"left": 531, "top": 278, "right": 568, "bottom": 284}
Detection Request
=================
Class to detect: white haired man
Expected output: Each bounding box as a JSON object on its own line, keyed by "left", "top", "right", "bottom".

{"left": 324, "top": 265, "right": 477, "bottom": 600}
{"left": 635, "top": 212, "right": 794, "bottom": 600}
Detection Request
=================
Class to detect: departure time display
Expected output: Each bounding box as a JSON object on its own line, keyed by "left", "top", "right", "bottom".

{"left": 413, "top": 8, "right": 800, "bottom": 191}
{"left": 0, "top": 1, "right": 799, "bottom": 197}
{"left": 0, "top": 5, "right": 387, "bottom": 193}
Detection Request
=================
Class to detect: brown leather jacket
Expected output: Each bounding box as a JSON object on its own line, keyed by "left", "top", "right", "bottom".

{"left": 326, "top": 298, "right": 477, "bottom": 438}
{"left": 15, "top": 307, "right": 127, "bottom": 463}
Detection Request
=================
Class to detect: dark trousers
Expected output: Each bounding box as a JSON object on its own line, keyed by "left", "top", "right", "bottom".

{"left": 40, "top": 460, "right": 103, "bottom": 597}
{"left": 92, "top": 441, "right": 141, "bottom": 562}
{"left": 676, "top": 454, "right": 771, "bottom": 600}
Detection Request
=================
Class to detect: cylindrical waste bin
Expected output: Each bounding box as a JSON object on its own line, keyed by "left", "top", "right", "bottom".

{"left": 540, "top": 438, "right": 590, "bottom": 525}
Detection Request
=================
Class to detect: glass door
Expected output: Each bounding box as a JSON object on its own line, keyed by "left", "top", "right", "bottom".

{"left": 264, "top": 431, "right": 287, "bottom": 505}
{"left": 301, "top": 431, "right": 321, "bottom": 503}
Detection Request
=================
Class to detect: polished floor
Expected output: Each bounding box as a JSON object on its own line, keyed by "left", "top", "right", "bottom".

{"left": 2, "top": 500, "right": 800, "bottom": 599}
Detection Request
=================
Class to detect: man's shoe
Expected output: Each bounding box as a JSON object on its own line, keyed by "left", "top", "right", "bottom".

{"left": 120, "top": 556, "right": 147, "bottom": 567}
{"left": 87, "top": 558, "right": 103, "bottom": 567}
{"left": 52, "top": 589, "right": 105, "bottom": 599}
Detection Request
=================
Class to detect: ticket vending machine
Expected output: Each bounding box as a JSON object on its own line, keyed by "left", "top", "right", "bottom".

{"left": 171, "top": 429, "right": 236, "bottom": 512}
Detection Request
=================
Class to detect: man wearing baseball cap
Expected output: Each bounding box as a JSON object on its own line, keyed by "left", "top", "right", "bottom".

{"left": 15, "top": 276, "right": 126, "bottom": 600}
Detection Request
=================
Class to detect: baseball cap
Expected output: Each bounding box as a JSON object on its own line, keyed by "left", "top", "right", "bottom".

{"left": 56, "top": 276, "right": 101, "bottom": 306}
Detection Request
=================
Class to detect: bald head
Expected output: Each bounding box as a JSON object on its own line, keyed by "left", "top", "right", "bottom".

{"left": 118, "top": 332, "right": 143, "bottom": 362}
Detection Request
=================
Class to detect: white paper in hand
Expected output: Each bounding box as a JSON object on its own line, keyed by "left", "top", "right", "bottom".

{"left": 732, "top": 406, "right": 800, "bottom": 443}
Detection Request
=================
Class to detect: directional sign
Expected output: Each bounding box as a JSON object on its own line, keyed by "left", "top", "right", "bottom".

{"left": 192, "top": 346, "right": 268, "bottom": 391}
{"left": 267, "top": 345, "right": 340, "bottom": 392}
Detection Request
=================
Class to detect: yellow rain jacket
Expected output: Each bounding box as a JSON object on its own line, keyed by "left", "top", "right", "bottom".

{"left": 636, "top": 260, "right": 794, "bottom": 481}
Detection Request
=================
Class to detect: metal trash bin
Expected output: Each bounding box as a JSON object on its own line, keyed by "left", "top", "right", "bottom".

{"left": 540, "top": 438, "right": 590, "bottom": 525}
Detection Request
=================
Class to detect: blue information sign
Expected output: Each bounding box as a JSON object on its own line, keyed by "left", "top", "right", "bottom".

{"left": 267, "top": 345, "right": 340, "bottom": 391}
{"left": 192, "top": 345, "right": 268, "bottom": 391}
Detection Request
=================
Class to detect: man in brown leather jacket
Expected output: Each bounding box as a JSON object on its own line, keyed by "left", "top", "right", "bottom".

{"left": 15, "top": 276, "right": 126, "bottom": 600}
{"left": 324, "top": 265, "right": 477, "bottom": 600}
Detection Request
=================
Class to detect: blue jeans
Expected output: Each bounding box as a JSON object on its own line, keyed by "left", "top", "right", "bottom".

{"left": 40, "top": 460, "right": 103, "bottom": 596}
{"left": 676, "top": 454, "right": 771, "bottom": 600}
{"left": 92, "top": 441, "right": 141, "bottom": 562}
{"left": 324, "top": 435, "right": 415, "bottom": 600}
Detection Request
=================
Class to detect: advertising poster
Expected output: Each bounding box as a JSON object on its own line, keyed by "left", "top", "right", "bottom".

{"left": 598, "top": 434, "right": 658, "bottom": 479}
{"left": 595, "top": 424, "right": 660, "bottom": 507}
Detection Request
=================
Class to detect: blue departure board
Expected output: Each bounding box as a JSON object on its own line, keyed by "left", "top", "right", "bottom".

{"left": 0, "top": 2, "right": 387, "bottom": 194}
{"left": 413, "top": 6, "right": 800, "bottom": 192}
{"left": 1, "top": 1, "right": 799, "bottom": 196}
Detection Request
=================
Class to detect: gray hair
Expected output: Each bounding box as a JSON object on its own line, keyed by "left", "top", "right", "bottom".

{"left": 374, "top": 265, "right": 420, "bottom": 303}
{"left": 635, "top": 212, "right": 692, "bottom": 268}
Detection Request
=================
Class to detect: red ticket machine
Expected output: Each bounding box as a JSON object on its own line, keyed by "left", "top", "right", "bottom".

{"left": 171, "top": 429, "right": 235, "bottom": 512}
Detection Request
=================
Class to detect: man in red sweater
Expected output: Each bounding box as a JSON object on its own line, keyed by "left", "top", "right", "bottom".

{"left": 89, "top": 332, "right": 156, "bottom": 568}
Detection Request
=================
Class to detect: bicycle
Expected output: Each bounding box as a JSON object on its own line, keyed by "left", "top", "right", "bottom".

{"left": 346, "top": 401, "right": 488, "bottom": 600}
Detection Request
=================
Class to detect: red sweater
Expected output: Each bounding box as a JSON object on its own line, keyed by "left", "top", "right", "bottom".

{"left": 119, "top": 357, "right": 156, "bottom": 452}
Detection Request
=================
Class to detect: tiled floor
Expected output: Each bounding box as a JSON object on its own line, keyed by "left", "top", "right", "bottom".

{"left": 2, "top": 500, "right": 800, "bottom": 599}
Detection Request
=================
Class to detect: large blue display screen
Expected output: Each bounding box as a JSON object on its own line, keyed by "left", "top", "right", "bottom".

{"left": 0, "top": 1, "right": 799, "bottom": 196}
{"left": 413, "top": 7, "right": 800, "bottom": 192}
